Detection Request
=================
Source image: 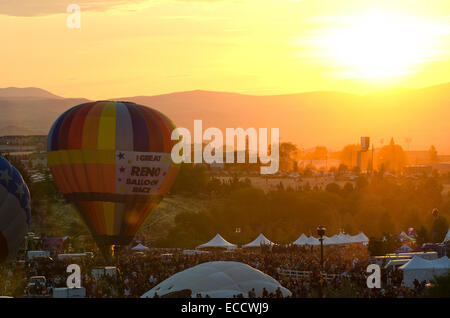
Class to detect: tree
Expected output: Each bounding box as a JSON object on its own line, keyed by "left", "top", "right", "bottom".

{"left": 325, "top": 183, "right": 341, "bottom": 195}
{"left": 339, "top": 144, "right": 360, "bottom": 168}
{"left": 355, "top": 176, "right": 369, "bottom": 190}
{"left": 171, "top": 163, "right": 209, "bottom": 194}
{"left": 378, "top": 212, "right": 396, "bottom": 235}
{"left": 342, "top": 182, "right": 354, "bottom": 196}
{"left": 312, "top": 146, "right": 328, "bottom": 160}
{"left": 424, "top": 273, "right": 450, "bottom": 298}
{"left": 431, "top": 216, "right": 448, "bottom": 243}
{"left": 279, "top": 142, "right": 299, "bottom": 172}
{"left": 368, "top": 238, "right": 384, "bottom": 256}
{"left": 416, "top": 226, "right": 430, "bottom": 246}
{"left": 429, "top": 145, "right": 438, "bottom": 163}
{"left": 377, "top": 138, "right": 406, "bottom": 172}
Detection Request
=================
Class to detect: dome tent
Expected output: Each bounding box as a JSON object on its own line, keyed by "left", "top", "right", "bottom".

{"left": 141, "top": 261, "right": 291, "bottom": 298}
{"left": 293, "top": 234, "right": 308, "bottom": 246}
{"left": 196, "top": 234, "right": 237, "bottom": 249}
{"left": 243, "top": 234, "right": 274, "bottom": 248}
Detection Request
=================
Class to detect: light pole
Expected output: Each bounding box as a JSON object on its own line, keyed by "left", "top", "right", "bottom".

{"left": 317, "top": 225, "right": 326, "bottom": 298}
{"left": 317, "top": 225, "right": 326, "bottom": 270}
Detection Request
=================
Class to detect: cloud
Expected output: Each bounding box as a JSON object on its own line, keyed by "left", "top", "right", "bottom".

{"left": 0, "top": 0, "right": 229, "bottom": 17}
{"left": 0, "top": 0, "right": 145, "bottom": 17}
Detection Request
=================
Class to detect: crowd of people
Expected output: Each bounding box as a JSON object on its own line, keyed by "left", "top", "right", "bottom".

{"left": 0, "top": 240, "right": 429, "bottom": 298}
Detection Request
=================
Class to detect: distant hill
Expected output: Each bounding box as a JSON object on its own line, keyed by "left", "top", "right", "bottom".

{"left": 0, "top": 95, "right": 89, "bottom": 136}
{"left": 0, "top": 87, "right": 63, "bottom": 99}
{"left": 0, "top": 83, "right": 449, "bottom": 153}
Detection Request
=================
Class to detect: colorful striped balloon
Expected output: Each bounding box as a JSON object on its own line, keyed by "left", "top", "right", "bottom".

{"left": 47, "top": 101, "right": 179, "bottom": 254}
{"left": 0, "top": 156, "right": 31, "bottom": 263}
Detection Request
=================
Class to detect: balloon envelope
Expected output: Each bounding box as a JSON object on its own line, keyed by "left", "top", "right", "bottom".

{"left": 0, "top": 156, "right": 31, "bottom": 262}
{"left": 47, "top": 101, "right": 179, "bottom": 253}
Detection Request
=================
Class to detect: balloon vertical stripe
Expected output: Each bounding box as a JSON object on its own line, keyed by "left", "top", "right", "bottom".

{"left": 115, "top": 102, "right": 134, "bottom": 151}
{"left": 82, "top": 102, "right": 103, "bottom": 149}
{"left": 68, "top": 102, "right": 96, "bottom": 149}
{"left": 126, "top": 103, "right": 150, "bottom": 152}
{"left": 98, "top": 101, "right": 116, "bottom": 150}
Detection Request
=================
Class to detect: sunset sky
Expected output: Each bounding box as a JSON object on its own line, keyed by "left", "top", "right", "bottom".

{"left": 0, "top": 0, "right": 449, "bottom": 99}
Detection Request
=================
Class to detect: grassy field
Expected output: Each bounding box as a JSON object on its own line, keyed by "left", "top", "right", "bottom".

{"left": 29, "top": 194, "right": 211, "bottom": 243}
{"left": 139, "top": 195, "right": 212, "bottom": 242}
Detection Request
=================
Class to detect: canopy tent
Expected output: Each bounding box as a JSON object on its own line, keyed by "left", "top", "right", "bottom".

{"left": 291, "top": 232, "right": 369, "bottom": 246}
{"left": 293, "top": 234, "right": 308, "bottom": 246}
{"left": 132, "top": 243, "right": 149, "bottom": 251}
{"left": 343, "top": 233, "right": 353, "bottom": 242}
{"left": 305, "top": 236, "right": 321, "bottom": 246}
{"left": 332, "top": 233, "right": 353, "bottom": 245}
{"left": 243, "top": 234, "right": 274, "bottom": 248}
{"left": 400, "top": 256, "right": 450, "bottom": 287}
{"left": 197, "top": 234, "right": 237, "bottom": 249}
{"left": 322, "top": 236, "right": 338, "bottom": 246}
{"left": 433, "top": 256, "right": 450, "bottom": 267}
{"left": 443, "top": 229, "right": 450, "bottom": 243}
{"left": 141, "top": 261, "right": 291, "bottom": 298}
{"left": 330, "top": 235, "right": 342, "bottom": 245}
{"left": 350, "top": 232, "right": 369, "bottom": 244}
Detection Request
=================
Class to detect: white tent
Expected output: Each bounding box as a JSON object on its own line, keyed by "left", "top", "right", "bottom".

{"left": 333, "top": 233, "right": 352, "bottom": 245}
{"left": 141, "top": 261, "right": 291, "bottom": 298}
{"left": 197, "top": 234, "right": 237, "bottom": 249}
{"left": 400, "top": 256, "right": 450, "bottom": 287}
{"left": 305, "top": 236, "right": 320, "bottom": 246}
{"left": 433, "top": 256, "right": 450, "bottom": 268}
{"left": 330, "top": 235, "right": 341, "bottom": 244}
{"left": 443, "top": 229, "right": 450, "bottom": 243}
{"left": 322, "top": 236, "right": 338, "bottom": 246}
{"left": 243, "top": 234, "right": 274, "bottom": 248}
{"left": 350, "top": 232, "right": 369, "bottom": 244}
{"left": 132, "top": 243, "right": 149, "bottom": 251}
{"left": 293, "top": 234, "right": 308, "bottom": 246}
{"left": 343, "top": 233, "right": 353, "bottom": 243}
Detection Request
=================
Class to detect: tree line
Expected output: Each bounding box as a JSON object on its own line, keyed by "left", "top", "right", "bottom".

{"left": 158, "top": 164, "right": 449, "bottom": 250}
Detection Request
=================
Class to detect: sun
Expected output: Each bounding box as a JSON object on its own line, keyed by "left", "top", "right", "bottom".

{"left": 314, "top": 9, "right": 439, "bottom": 79}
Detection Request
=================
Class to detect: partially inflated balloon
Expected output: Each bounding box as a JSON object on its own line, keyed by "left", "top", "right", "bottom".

{"left": 47, "top": 101, "right": 179, "bottom": 255}
{"left": 0, "top": 156, "right": 31, "bottom": 262}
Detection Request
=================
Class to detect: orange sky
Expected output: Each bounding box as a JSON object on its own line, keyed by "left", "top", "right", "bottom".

{"left": 0, "top": 0, "right": 449, "bottom": 99}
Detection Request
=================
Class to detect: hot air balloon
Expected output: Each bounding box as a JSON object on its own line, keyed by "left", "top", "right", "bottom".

{"left": 47, "top": 101, "right": 179, "bottom": 258}
{"left": 0, "top": 156, "right": 31, "bottom": 263}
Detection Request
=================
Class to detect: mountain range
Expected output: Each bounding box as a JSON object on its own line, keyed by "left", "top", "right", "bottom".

{"left": 0, "top": 83, "right": 449, "bottom": 153}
